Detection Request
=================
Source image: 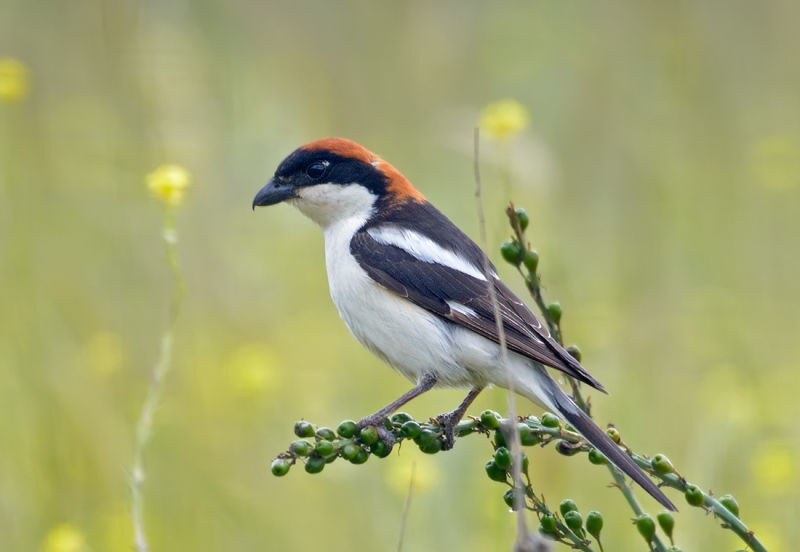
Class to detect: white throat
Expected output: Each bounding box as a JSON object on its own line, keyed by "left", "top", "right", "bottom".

{"left": 288, "top": 183, "right": 377, "bottom": 229}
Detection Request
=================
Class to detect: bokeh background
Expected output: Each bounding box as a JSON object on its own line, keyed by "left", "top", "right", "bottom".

{"left": 2, "top": 1, "right": 799, "bottom": 550}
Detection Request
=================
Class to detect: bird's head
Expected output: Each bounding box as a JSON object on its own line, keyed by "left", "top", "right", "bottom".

{"left": 253, "top": 137, "right": 425, "bottom": 228}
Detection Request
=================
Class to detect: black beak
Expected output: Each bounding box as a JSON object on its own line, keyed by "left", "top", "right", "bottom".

{"left": 252, "top": 178, "right": 296, "bottom": 210}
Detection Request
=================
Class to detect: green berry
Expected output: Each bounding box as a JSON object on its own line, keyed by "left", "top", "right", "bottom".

{"left": 564, "top": 510, "right": 583, "bottom": 534}
{"left": 336, "top": 420, "right": 358, "bottom": 439}
{"left": 546, "top": 301, "right": 562, "bottom": 324}
{"left": 501, "top": 240, "right": 523, "bottom": 265}
{"left": 606, "top": 426, "right": 621, "bottom": 443}
{"left": 419, "top": 437, "right": 442, "bottom": 454}
{"left": 541, "top": 412, "right": 560, "bottom": 428}
{"left": 515, "top": 207, "right": 530, "bottom": 231}
{"left": 657, "top": 510, "right": 675, "bottom": 541}
{"left": 316, "top": 427, "right": 336, "bottom": 441}
{"left": 539, "top": 514, "right": 557, "bottom": 536}
{"left": 523, "top": 250, "right": 539, "bottom": 272}
{"left": 391, "top": 412, "right": 413, "bottom": 424}
{"left": 416, "top": 428, "right": 438, "bottom": 447}
{"left": 559, "top": 498, "right": 578, "bottom": 516}
{"left": 271, "top": 458, "right": 291, "bottom": 476}
{"left": 585, "top": 511, "right": 603, "bottom": 540}
{"left": 349, "top": 447, "right": 370, "bottom": 465}
{"left": 685, "top": 484, "right": 704, "bottom": 507}
{"left": 289, "top": 439, "right": 312, "bottom": 457}
{"left": 503, "top": 488, "right": 515, "bottom": 508}
{"left": 651, "top": 453, "right": 675, "bottom": 475}
{"left": 719, "top": 494, "right": 739, "bottom": 517}
{"left": 315, "top": 440, "right": 335, "bottom": 458}
{"left": 635, "top": 514, "right": 656, "bottom": 543}
{"left": 480, "top": 409, "right": 501, "bottom": 429}
{"left": 341, "top": 442, "right": 360, "bottom": 461}
{"left": 294, "top": 420, "right": 315, "bottom": 438}
{"left": 521, "top": 453, "right": 529, "bottom": 473}
{"left": 485, "top": 460, "right": 507, "bottom": 482}
{"left": 518, "top": 423, "right": 540, "bottom": 446}
{"left": 494, "top": 447, "right": 512, "bottom": 470}
{"left": 588, "top": 448, "right": 608, "bottom": 465}
{"left": 566, "top": 344, "right": 582, "bottom": 362}
{"left": 370, "top": 440, "right": 392, "bottom": 458}
{"left": 304, "top": 456, "right": 326, "bottom": 474}
{"left": 358, "top": 425, "right": 379, "bottom": 445}
{"left": 400, "top": 420, "right": 422, "bottom": 439}
{"left": 525, "top": 415, "right": 540, "bottom": 425}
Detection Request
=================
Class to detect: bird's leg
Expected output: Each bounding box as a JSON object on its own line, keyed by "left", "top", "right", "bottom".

{"left": 436, "top": 386, "right": 484, "bottom": 450}
{"left": 357, "top": 373, "right": 438, "bottom": 445}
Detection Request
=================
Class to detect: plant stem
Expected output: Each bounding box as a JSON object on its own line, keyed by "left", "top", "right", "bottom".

{"left": 131, "top": 205, "right": 184, "bottom": 552}
{"left": 606, "top": 465, "right": 668, "bottom": 552}
{"left": 474, "top": 129, "right": 533, "bottom": 550}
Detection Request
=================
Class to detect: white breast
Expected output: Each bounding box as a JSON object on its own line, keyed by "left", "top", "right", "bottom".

{"left": 323, "top": 212, "right": 472, "bottom": 384}
{"left": 288, "top": 183, "right": 511, "bottom": 387}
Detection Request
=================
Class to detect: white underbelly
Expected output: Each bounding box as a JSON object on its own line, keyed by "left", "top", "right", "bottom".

{"left": 322, "top": 217, "right": 485, "bottom": 385}
{"left": 320, "top": 214, "right": 554, "bottom": 406}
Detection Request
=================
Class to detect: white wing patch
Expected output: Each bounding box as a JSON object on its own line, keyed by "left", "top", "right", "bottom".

{"left": 367, "top": 226, "right": 488, "bottom": 281}
{"left": 446, "top": 301, "right": 479, "bottom": 318}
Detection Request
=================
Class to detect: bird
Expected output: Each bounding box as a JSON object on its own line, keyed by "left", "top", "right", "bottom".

{"left": 253, "top": 137, "right": 676, "bottom": 511}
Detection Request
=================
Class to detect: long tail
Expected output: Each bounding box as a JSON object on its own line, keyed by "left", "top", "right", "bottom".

{"left": 525, "top": 369, "right": 677, "bottom": 511}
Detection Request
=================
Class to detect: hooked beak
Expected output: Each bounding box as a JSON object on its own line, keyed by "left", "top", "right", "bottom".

{"left": 252, "top": 178, "right": 297, "bottom": 210}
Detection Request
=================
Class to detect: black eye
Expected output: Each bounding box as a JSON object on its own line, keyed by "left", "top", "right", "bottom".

{"left": 305, "top": 161, "right": 329, "bottom": 180}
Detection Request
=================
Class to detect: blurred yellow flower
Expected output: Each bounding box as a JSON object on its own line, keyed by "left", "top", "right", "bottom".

{"left": 480, "top": 99, "right": 530, "bottom": 141}
{"left": 226, "top": 343, "right": 281, "bottom": 397}
{"left": 385, "top": 452, "right": 440, "bottom": 496}
{"left": 83, "top": 330, "right": 125, "bottom": 377}
{"left": 0, "top": 57, "right": 29, "bottom": 102}
{"left": 751, "top": 134, "right": 800, "bottom": 191}
{"left": 41, "top": 523, "right": 88, "bottom": 552}
{"left": 751, "top": 440, "right": 796, "bottom": 495}
{"left": 146, "top": 164, "right": 191, "bottom": 205}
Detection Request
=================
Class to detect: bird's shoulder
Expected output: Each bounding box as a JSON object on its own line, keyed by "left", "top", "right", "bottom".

{"left": 357, "top": 199, "right": 490, "bottom": 272}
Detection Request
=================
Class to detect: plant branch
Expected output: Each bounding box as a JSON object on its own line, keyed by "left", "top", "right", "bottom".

{"left": 131, "top": 205, "right": 184, "bottom": 552}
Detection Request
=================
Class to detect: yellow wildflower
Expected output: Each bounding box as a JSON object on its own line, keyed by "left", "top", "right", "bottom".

{"left": 226, "top": 343, "right": 281, "bottom": 396}
{"left": 146, "top": 164, "right": 191, "bottom": 206}
{"left": 41, "top": 523, "right": 88, "bottom": 552}
{"left": 480, "top": 98, "right": 530, "bottom": 141}
{"left": 385, "top": 451, "right": 440, "bottom": 495}
{"left": 751, "top": 134, "right": 800, "bottom": 191}
{"left": 751, "top": 441, "right": 796, "bottom": 495}
{"left": 83, "top": 330, "right": 124, "bottom": 377}
{"left": 0, "top": 57, "right": 29, "bottom": 102}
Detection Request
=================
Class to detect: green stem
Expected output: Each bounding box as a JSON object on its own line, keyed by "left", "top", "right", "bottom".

{"left": 506, "top": 205, "right": 590, "bottom": 416}
{"left": 131, "top": 205, "right": 184, "bottom": 552}
{"left": 606, "top": 465, "right": 668, "bottom": 552}
{"left": 636, "top": 465, "right": 767, "bottom": 552}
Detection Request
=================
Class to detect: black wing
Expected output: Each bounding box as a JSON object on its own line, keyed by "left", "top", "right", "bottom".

{"left": 351, "top": 202, "right": 605, "bottom": 391}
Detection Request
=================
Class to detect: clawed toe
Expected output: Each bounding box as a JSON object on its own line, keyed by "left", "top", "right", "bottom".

{"left": 436, "top": 413, "right": 457, "bottom": 450}
{"left": 357, "top": 416, "right": 396, "bottom": 448}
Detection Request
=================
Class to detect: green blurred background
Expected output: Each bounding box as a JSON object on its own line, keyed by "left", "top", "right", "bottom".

{"left": 1, "top": 1, "right": 798, "bottom": 550}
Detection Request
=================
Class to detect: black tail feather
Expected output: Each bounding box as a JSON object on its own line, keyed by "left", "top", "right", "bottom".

{"left": 550, "top": 387, "right": 677, "bottom": 511}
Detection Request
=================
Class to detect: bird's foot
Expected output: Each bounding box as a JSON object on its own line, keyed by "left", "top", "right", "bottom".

{"left": 434, "top": 412, "right": 459, "bottom": 451}
{"left": 357, "top": 415, "right": 396, "bottom": 448}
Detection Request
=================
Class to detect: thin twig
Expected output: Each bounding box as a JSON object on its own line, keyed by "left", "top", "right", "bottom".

{"left": 474, "top": 128, "right": 538, "bottom": 551}
{"left": 131, "top": 205, "right": 184, "bottom": 552}
{"left": 606, "top": 466, "right": 668, "bottom": 552}
{"left": 396, "top": 461, "right": 416, "bottom": 552}
{"left": 506, "top": 209, "right": 589, "bottom": 415}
